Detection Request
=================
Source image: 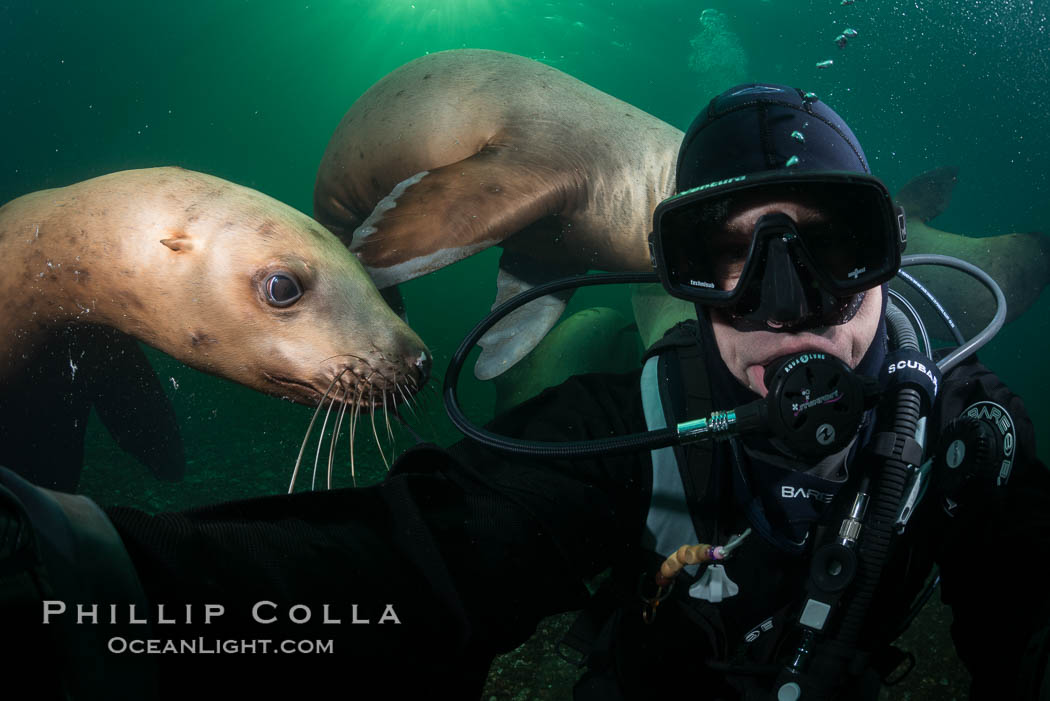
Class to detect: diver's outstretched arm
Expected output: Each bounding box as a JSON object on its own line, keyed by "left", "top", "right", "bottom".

{"left": 0, "top": 442, "right": 609, "bottom": 700}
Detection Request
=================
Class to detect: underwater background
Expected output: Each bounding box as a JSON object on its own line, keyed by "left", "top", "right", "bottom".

{"left": 2, "top": 1, "right": 1047, "bottom": 698}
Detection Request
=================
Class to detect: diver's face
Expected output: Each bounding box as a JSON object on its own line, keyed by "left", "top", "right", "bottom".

{"left": 709, "top": 200, "right": 882, "bottom": 397}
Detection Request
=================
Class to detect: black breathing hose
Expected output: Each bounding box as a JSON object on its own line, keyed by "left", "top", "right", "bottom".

{"left": 443, "top": 271, "right": 684, "bottom": 458}
{"left": 833, "top": 309, "right": 923, "bottom": 652}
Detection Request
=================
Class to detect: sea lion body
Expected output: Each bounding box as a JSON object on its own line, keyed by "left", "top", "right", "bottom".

{"left": 315, "top": 49, "right": 676, "bottom": 277}
{"left": 893, "top": 167, "right": 1049, "bottom": 336}
{"left": 490, "top": 307, "right": 641, "bottom": 415}
{"left": 1, "top": 167, "right": 429, "bottom": 489}
{"left": 315, "top": 49, "right": 678, "bottom": 379}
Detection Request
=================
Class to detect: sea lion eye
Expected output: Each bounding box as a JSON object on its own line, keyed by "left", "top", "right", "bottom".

{"left": 265, "top": 272, "right": 303, "bottom": 307}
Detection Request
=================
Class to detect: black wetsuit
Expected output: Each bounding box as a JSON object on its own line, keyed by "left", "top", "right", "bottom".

{"left": 103, "top": 352, "right": 1050, "bottom": 700}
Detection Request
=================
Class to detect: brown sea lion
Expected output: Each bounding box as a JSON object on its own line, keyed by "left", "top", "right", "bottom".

{"left": 314, "top": 49, "right": 1049, "bottom": 377}
{"left": 314, "top": 49, "right": 677, "bottom": 380}
{"left": 892, "top": 167, "right": 1050, "bottom": 337}
{"left": 0, "top": 167, "right": 430, "bottom": 490}
{"left": 490, "top": 307, "right": 641, "bottom": 414}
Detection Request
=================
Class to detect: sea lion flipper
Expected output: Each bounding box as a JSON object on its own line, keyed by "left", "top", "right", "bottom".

{"left": 350, "top": 149, "right": 579, "bottom": 289}
{"left": 89, "top": 328, "right": 185, "bottom": 482}
{"left": 895, "top": 166, "right": 960, "bottom": 223}
{"left": 474, "top": 251, "right": 585, "bottom": 381}
{"left": 379, "top": 285, "right": 408, "bottom": 322}
{"left": 491, "top": 307, "right": 642, "bottom": 414}
{"left": 630, "top": 283, "right": 697, "bottom": 350}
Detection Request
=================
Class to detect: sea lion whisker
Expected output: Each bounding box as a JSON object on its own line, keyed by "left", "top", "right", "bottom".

{"left": 394, "top": 395, "right": 409, "bottom": 411}
{"left": 417, "top": 391, "right": 432, "bottom": 420}
{"left": 288, "top": 368, "right": 347, "bottom": 494}
{"left": 418, "top": 383, "right": 439, "bottom": 409}
{"left": 391, "top": 404, "right": 428, "bottom": 444}
{"left": 365, "top": 364, "right": 403, "bottom": 402}
{"left": 393, "top": 385, "right": 424, "bottom": 441}
{"left": 418, "top": 384, "right": 436, "bottom": 411}
{"left": 382, "top": 390, "right": 395, "bottom": 443}
{"left": 320, "top": 352, "right": 372, "bottom": 365}
{"left": 412, "top": 366, "right": 441, "bottom": 398}
{"left": 349, "top": 384, "right": 365, "bottom": 487}
{"left": 369, "top": 388, "right": 390, "bottom": 471}
{"left": 385, "top": 390, "right": 399, "bottom": 457}
{"left": 413, "top": 386, "right": 441, "bottom": 442}
{"left": 328, "top": 384, "right": 351, "bottom": 490}
{"left": 310, "top": 388, "right": 341, "bottom": 491}
{"left": 395, "top": 382, "right": 418, "bottom": 418}
{"left": 408, "top": 382, "right": 424, "bottom": 406}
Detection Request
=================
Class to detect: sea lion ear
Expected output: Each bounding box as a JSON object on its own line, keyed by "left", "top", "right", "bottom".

{"left": 160, "top": 232, "right": 194, "bottom": 252}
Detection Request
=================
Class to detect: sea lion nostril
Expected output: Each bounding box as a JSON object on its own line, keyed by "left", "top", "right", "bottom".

{"left": 412, "top": 350, "right": 432, "bottom": 384}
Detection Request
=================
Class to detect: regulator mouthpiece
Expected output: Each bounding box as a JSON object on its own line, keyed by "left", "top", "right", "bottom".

{"left": 763, "top": 352, "right": 877, "bottom": 458}
{"left": 676, "top": 352, "right": 877, "bottom": 459}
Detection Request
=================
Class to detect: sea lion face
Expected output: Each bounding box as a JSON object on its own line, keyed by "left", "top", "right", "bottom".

{"left": 0, "top": 167, "right": 429, "bottom": 494}
{"left": 149, "top": 177, "right": 430, "bottom": 409}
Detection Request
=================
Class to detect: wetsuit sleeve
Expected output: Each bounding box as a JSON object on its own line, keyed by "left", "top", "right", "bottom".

{"left": 931, "top": 361, "right": 1050, "bottom": 699}
{"left": 102, "top": 370, "right": 649, "bottom": 697}
{"left": 447, "top": 370, "right": 652, "bottom": 569}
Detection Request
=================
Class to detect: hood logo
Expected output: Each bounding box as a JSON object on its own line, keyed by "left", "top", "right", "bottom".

{"left": 676, "top": 175, "right": 748, "bottom": 199}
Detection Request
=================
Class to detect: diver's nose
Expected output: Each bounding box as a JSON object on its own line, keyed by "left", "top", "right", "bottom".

{"left": 761, "top": 237, "right": 811, "bottom": 326}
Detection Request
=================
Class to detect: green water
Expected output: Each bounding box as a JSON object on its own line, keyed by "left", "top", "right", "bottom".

{"left": 2, "top": 1, "right": 1047, "bottom": 696}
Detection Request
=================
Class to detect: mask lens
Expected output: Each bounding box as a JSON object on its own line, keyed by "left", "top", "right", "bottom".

{"left": 658, "top": 198, "right": 747, "bottom": 297}
{"left": 654, "top": 176, "right": 899, "bottom": 304}
{"left": 792, "top": 182, "right": 896, "bottom": 293}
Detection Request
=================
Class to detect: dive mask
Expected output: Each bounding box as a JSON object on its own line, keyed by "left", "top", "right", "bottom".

{"left": 650, "top": 172, "right": 907, "bottom": 330}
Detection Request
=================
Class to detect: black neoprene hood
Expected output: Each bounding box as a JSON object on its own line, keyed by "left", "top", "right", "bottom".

{"left": 675, "top": 84, "right": 870, "bottom": 190}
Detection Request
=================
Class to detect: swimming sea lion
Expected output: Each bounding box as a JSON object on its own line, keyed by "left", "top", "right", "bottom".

{"left": 630, "top": 284, "right": 696, "bottom": 351}
{"left": 893, "top": 167, "right": 1050, "bottom": 338}
{"left": 0, "top": 167, "right": 430, "bottom": 490}
{"left": 314, "top": 49, "right": 678, "bottom": 380}
{"left": 314, "top": 49, "right": 1049, "bottom": 377}
{"left": 490, "top": 307, "right": 641, "bottom": 414}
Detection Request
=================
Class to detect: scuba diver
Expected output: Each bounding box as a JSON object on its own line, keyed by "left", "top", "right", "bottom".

{"left": 1, "top": 84, "right": 1048, "bottom": 701}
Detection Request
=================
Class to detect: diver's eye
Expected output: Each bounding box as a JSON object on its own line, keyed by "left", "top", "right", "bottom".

{"left": 264, "top": 272, "right": 303, "bottom": 307}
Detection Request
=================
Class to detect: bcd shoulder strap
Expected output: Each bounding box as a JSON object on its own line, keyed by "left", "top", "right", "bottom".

{"left": 643, "top": 321, "right": 720, "bottom": 543}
